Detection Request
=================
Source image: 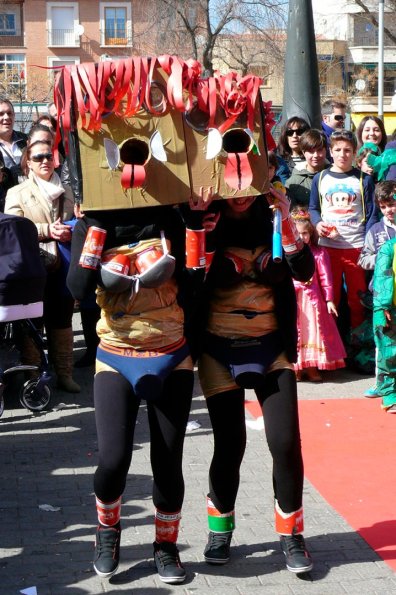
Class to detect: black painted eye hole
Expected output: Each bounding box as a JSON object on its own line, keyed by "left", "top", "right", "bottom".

{"left": 222, "top": 128, "right": 252, "bottom": 153}
{"left": 184, "top": 102, "right": 210, "bottom": 132}
{"left": 120, "top": 139, "right": 150, "bottom": 165}
{"left": 143, "top": 81, "right": 168, "bottom": 114}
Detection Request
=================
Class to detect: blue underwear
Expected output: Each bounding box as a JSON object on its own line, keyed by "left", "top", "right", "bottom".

{"left": 204, "top": 331, "right": 283, "bottom": 389}
{"left": 96, "top": 340, "right": 190, "bottom": 401}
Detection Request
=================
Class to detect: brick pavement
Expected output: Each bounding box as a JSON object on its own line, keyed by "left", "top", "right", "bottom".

{"left": 1, "top": 316, "right": 395, "bottom": 594}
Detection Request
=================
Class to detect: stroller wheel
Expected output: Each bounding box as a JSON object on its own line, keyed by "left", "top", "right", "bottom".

{"left": 19, "top": 379, "right": 51, "bottom": 412}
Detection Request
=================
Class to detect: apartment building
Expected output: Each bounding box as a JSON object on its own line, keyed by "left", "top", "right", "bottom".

{"left": 0, "top": 1, "right": 171, "bottom": 109}
{"left": 312, "top": 0, "right": 396, "bottom": 129}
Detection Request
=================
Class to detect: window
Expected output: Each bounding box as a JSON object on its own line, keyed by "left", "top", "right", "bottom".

{"left": 47, "top": 2, "right": 79, "bottom": 47}
{"left": 0, "top": 14, "right": 16, "bottom": 35}
{"left": 100, "top": 3, "right": 131, "bottom": 46}
{"left": 48, "top": 56, "right": 80, "bottom": 78}
{"left": 105, "top": 7, "right": 126, "bottom": 42}
{"left": 0, "top": 54, "right": 26, "bottom": 100}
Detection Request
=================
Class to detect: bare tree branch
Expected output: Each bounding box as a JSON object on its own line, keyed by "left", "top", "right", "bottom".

{"left": 350, "top": 0, "right": 396, "bottom": 44}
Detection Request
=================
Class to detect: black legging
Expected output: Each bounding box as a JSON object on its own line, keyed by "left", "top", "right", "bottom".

{"left": 93, "top": 368, "right": 193, "bottom": 513}
{"left": 207, "top": 368, "right": 303, "bottom": 515}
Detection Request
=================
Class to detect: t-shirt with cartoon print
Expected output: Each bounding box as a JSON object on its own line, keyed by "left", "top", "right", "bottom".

{"left": 308, "top": 167, "right": 377, "bottom": 250}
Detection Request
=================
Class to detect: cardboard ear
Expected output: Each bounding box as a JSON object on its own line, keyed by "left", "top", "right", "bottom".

{"left": 206, "top": 128, "right": 223, "bottom": 159}
{"left": 150, "top": 130, "right": 167, "bottom": 162}
{"left": 104, "top": 138, "right": 120, "bottom": 170}
{"left": 244, "top": 128, "right": 261, "bottom": 156}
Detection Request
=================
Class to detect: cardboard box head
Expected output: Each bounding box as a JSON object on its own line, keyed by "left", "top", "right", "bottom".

{"left": 54, "top": 56, "right": 270, "bottom": 210}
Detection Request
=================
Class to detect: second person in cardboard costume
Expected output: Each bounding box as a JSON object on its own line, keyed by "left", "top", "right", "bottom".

{"left": 198, "top": 189, "right": 315, "bottom": 574}
{"left": 67, "top": 201, "right": 207, "bottom": 584}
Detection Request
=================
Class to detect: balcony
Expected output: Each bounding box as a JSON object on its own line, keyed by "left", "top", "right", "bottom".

{"left": 100, "top": 29, "right": 132, "bottom": 47}
{"left": 0, "top": 29, "right": 24, "bottom": 48}
{"left": 48, "top": 29, "right": 80, "bottom": 47}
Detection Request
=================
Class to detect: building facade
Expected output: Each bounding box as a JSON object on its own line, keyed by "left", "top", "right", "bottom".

{"left": 0, "top": 0, "right": 181, "bottom": 127}
{"left": 312, "top": 0, "right": 396, "bottom": 131}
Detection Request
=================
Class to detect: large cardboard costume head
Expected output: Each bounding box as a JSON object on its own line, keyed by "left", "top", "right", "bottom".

{"left": 54, "top": 55, "right": 271, "bottom": 210}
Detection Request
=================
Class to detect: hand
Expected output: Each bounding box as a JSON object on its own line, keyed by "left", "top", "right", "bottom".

{"left": 266, "top": 185, "right": 291, "bottom": 220}
{"left": 327, "top": 301, "right": 338, "bottom": 316}
{"left": 317, "top": 221, "right": 339, "bottom": 239}
{"left": 203, "top": 211, "right": 220, "bottom": 233}
{"left": 49, "top": 217, "right": 72, "bottom": 242}
{"left": 74, "top": 204, "right": 84, "bottom": 219}
{"left": 385, "top": 310, "right": 392, "bottom": 328}
{"left": 189, "top": 186, "right": 216, "bottom": 211}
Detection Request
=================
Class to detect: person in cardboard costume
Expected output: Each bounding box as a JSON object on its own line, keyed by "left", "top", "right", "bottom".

{"left": 67, "top": 200, "right": 210, "bottom": 583}
{"left": 197, "top": 188, "right": 315, "bottom": 575}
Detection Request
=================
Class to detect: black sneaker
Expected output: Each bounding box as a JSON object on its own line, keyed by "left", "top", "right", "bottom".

{"left": 153, "top": 541, "right": 186, "bottom": 584}
{"left": 204, "top": 531, "right": 232, "bottom": 564}
{"left": 93, "top": 523, "right": 121, "bottom": 578}
{"left": 280, "top": 533, "right": 313, "bottom": 574}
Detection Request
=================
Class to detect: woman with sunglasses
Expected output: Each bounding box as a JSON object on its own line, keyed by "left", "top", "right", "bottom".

{"left": 4, "top": 140, "right": 80, "bottom": 392}
{"left": 276, "top": 117, "right": 310, "bottom": 181}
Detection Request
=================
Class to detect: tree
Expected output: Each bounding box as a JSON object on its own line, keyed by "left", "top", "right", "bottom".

{"left": 134, "top": 0, "right": 287, "bottom": 76}
{"left": 348, "top": 0, "right": 396, "bottom": 45}
{"left": 0, "top": 65, "right": 53, "bottom": 132}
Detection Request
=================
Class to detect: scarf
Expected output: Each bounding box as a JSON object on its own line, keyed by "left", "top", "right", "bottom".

{"left": 31, "top": 171, "right": 64, "bottom": 204}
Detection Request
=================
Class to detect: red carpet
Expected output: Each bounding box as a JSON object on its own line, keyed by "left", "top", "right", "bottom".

{"left": 245, "top": 398, "right": 396, "bottom": 571}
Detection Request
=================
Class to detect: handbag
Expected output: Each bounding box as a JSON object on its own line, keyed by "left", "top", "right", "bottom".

{"left": 39, "top": 239, "right": 60, "bottom": 272}
{"left": 39, "top": 193, "right": 64, "bottom": 272}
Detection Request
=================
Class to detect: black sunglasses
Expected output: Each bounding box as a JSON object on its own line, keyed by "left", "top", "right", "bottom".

{"left": 286, "top": 128, "right": 307, "bottom": 137}
{"left": 334, "top": 115, "right": 345, "bottom": 121}
{"left": 30, "top": 153, "right": 54, "bottom": 163}
{"left": 330, "top": 130, "right": 354, "bottom": 140}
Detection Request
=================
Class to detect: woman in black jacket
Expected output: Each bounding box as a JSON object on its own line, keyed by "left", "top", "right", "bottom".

{"left": 198, "top": 190, "right": 315, "bottom": 574}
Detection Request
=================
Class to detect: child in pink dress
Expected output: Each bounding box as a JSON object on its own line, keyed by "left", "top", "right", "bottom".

{"left": 291, "top": 209, "right": 346, "bottom": 382}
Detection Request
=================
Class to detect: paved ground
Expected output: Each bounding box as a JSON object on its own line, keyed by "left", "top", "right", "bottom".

{"left": 1, "top": 316, "right": 395, "bottom": 594}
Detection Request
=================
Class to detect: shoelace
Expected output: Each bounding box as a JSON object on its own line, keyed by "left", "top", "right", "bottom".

{"left": 96, "top": 527, "right": 119, "bottom": 555}
{"left": 208, "top": 532, "right": 231, "bottom": 548}
{"left": 283, "top": 534, "right": 306, "bottom": 555}
{"left": 156, "top": 544, "right": 180, "bottom": 567}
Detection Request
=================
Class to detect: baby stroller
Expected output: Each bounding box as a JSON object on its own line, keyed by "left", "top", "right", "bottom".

{"left": 0, "top": 213, "right": 50, "bottom": 417}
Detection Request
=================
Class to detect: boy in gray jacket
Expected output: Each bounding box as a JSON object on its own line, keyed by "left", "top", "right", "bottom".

{"left": 285, "top": 129, "right": 328, "bottom": 208}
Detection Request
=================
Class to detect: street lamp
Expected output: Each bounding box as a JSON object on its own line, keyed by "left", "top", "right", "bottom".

{"left": 378, "top": 0, "right": 384, "bottom": 120}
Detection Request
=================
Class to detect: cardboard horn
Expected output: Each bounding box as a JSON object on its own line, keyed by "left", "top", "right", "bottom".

{"left": 222, "top": 128, "right": 254, "bottom": 191}
{"left": 119, "top": 137, "right": 151, "bottom": 189}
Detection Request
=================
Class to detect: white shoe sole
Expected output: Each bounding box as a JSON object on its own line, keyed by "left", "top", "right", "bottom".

{"left": 286, "top": 561, "right": 313, "bottom": 574}
{"left": 204, "top": 555, "right": 230, "bottom": 564}
{"left": 93, "top": 562, "right": 119, "bottom": 579}
{"left": 157, "top": 574, "right": 186, "bottom": 584}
